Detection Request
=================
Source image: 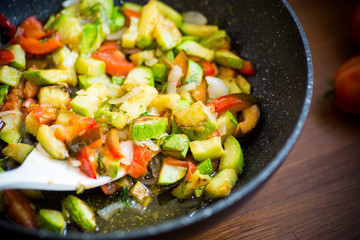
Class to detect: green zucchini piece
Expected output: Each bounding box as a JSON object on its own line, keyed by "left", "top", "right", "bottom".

{"left": 122, "top": 2, "right": 142, "bottom": 12}
{"left": 7, "top": 44, "right": 26, "bottom": 70}
{"left": 94, "top": 102, "right": 128, "bottom": 129}
{"left": 55, "top": 110, "right": 76, "bottom": 126}
{"left": 129, "top": 116, "right": 168, "bottom": 140}
{"left": 181, "top": 23, "right": 218, "bottom": 38}
{"left": 124, "top": 66, "right": 154, "bottom": 86}
{"left": 219, "top": 135, "right": 244, "bottom": 174}
{"left": 161, "top": 134, "right": 189, "bottom": 159}
{"left": 204, "top": 168, "right": 238, "bottom": 198}
{"left": 110, "top": 6, "right": 125, "bottom": 33}
{"left": 25, "top": 112, "right": 41, "bottom": 136}
{"left": 0, "top": 112, "right": 22, "bottom": 143}
{"left": 62, "top": 195, "right": 97, "bottom": 232}
{"left": 38, "top": 84, "right": 70, "bottom": 108}
{"left": 200, "top": 30, "right": 231, "bottom": 50}
{"left": 1, "top": 143, "right": 34, "bottom": 164}
{"left": 154, "top": 18, "right": 182, "bottom": 51}
{"left": 97, "top": 149, "right": 121, "bottom": 178}
{"left": 0, "top": 65, "right": 22, "bottom": 87}
{"left": 121, "top": 15, "right": 139, "bottom": 49}
{"left": 151, "top": 62, "right": 169, "bottom": 82}
{"left": 0, "top": 85, "right": 9, "bottom": 105}
{"left": 222, "top": 77, "right": 242, "bottom": 94}
{"left": 189, "top": 136, "right": 224, "bottom": 161}
{"left": 235, "top": 74, "right": 251, "bottom": 94}
{"left": 75, "top": 57, "right": 106, "bottom": 76}
{"left": 196, "top": 158, "right": 214, "bottom": 175}
{"left": 137, "top": 0, "right": 161, "bottom": 49}
{"left": 80, "top": 20, "right": 103, "bottom": 55}
{"left": 53, "top": 14, "right": 82, "bottom": 50}
{"left": 183, "top": 60, "right": 203, "bottom": 87}
{"left": 175, "top": 40, "right": 215, "bottom": 62}
{"left": 129, "top": 50, "right": 155, "bottom": 66}
{"left": 130, "top": 181, "right": 152, "bottom": 206}
{"left": 24, "top": 69, "right": 69, "bottom": 86}
{"left": 173, "top": 101, "right": 217, "bottom": 140}
{"left": 37, "top": 125, "right": 69, "bottom": 159}
{"left": 214, "top": 49, "right": 244, "bottom": 69}
{"left": 51, "top": 47, "right": 78, "bottom": 86}
{"left": 37, "top": 209, "right": 66, "bottom": 234}
{"left": 155, "top": 0, "right": 183, "bottom": 27}
{"left": 78, "top": 74, "right": 111, "bottom": 89}
{"left": 171, "top": 170, "right": 211, "bottom": 199}
{"left": 157, "top": 160, "right": 187, "bottom": 185}
{"left": 216, "top": 110, "right": 238, "bottom": 142}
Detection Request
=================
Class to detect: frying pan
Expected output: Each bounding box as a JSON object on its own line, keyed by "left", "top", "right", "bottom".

{"left": 0, "top": 0, "right": 313, "bottom": 239}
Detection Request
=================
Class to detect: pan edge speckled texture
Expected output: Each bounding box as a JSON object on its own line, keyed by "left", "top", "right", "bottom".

{"left": 0, "top": 0, "right": 313, "bottom": 239}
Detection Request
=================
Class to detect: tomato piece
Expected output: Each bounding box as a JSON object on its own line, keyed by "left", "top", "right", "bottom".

{"left": 127, "top": 144, "right": 154, "bottom": 178}
{"left": 23, "top": 80, "right": 40, "bottom": 98}
{"left": 92, "top": 42, "right": 134, "bottom": 76}
{"left": 18, "top": 35, "right": 63, "bottom": 55}
{"left": 173, "top": 50, "right": 188, "bottom": 86}
{"left": 122, "top": 9, "right": 141, "bottom": 19}
{"left": 238, "top": 60, "right": 255, "bottom": 76}
{"left": 1, "top": 87, "right": 24, "bottom": 111}
{"left": 0, "top": 13, "right": 17, "bottom": 39}
{"left": 164, "top": 157, "right": 188, "bottom": 168}
{"left": 0, "top": 49, "right": 14, "bottom": 65}
{"left": 189, "top": 56, "right": 215, "bottom": 76}
{"left": 67, "top": 125, "right": 102, "bottom": 155}
{"left": 18, "top": 16, "right": 46, "bottom": 40}
{"left": 54, "top": 116, "right": 98, "bottom": 143}
{"left": 126, "top": 161, "right": 147, "bottom": 179}
{"left": 185, "top": 161, "right": 197, "bottom": 182}
{"left": 106, "top": 129, "right": 124, "bottom": 159}
{"left": 206, "top": 93, "right": 258, "bottom": 115}
{"left": 333, "top": 56, "right": 360, "bottom": 114}
{"left": 206, "top": 130, "right": 220, "bottom": 139}
{"left": 77, "top": 146, "right": 97, "bottom": 179}
{"left": 2, "top": 189, "right": 37, "bottom": 230}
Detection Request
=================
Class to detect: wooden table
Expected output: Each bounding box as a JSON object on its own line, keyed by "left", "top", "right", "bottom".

{"left": 193, "top": 0, "right": 360, "bottom": 239}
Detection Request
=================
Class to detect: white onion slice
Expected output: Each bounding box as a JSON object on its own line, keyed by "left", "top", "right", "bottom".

{"left": 176, "top": 82, "right": 196, "bottom": 94}
{"left": 0, "top": 110, "right": 22, "bottom": 117}
{"left": 167, "top": 65, "right": 182, "bottom": 94}
{"left": 183, "top": 11, "right": 208, "bottom": 25}
{"left": 62, "top": 50, "right": 78, "bottom": 68}
{"left": 206, "top": 76, "right": 230, "bottom": 99}
{"left": 119, "top": 140, "right": 133, "bottom": 165}
{"left": 106, "top": 27, "right": 127, "bottom": 40}
{"left": 109, "top": 87, "right": 141, "bottom": 104}
{"left": 218, "top": 122, "right": 227, "bottom": 136}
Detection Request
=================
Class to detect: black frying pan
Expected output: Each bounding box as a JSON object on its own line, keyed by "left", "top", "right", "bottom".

{"left": 0, "top": 0, "right": 313, "bottom": 239}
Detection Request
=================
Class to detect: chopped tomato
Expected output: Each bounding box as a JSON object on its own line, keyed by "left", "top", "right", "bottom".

{"left": 192, "top": 78, "right": 207, "bottom": 103}
{"left": 0, "top": 49, "right": 14, "bottom": 65}
{"left": 18, "top": 16, "right": 46, "bottom": 40}
{"left": 173, "top": 50, "right": 188, "bottom": 86}
{"left": 2, "top": 190, "right": 37, "bottom": 230}
{"left": 122, "top": 9, "right": 141, "bottom": 19}
{"left": 206, "top": 93, "right": 258, "bottom": 115}
{"left": 77, "top": 146, "right": 97, "bottom": 179}
{"left": 106, "top": 129, "right": 124, "bottom": 159}
{"left": 238, "top": 60, "right": 255, "bottom": 76}
{"left": 92, "top": 42, "right": 134, "bottom": 76}
{"left": 189, "top": 56, "right": 215, "bottom": 76}
{"left": 126, "top": 144, "right": 154, "bottom": 178}
{"left": 185, "top": 161, "right": 197, "bottom": 181}
{"left": 23, "top": 80, "right": 40, "bottom": 98}
{"left": 1, "top": 87, "right": 24, "bottom": 111}
{"left": 0, "top": 13, "right": 17, "bottom": 39}
{"left": 207, "top": 130, "right": 220, "bottom": 139}
{"left": 30, "top": 105, "right": 58, "bottom": 125}
{"left": 54, "top": 116, "right": 98, "bottom": 143}
{"left": 17, "top": 35, "right": 63, "bottom": 55}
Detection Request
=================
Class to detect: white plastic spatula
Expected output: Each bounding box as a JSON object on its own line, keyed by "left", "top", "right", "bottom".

{"left": 0, "top": 144, "right": 126, "bottom": 191}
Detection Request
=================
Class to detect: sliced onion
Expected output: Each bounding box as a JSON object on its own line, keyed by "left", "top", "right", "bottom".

{"left": 167, "top": 65, "right": 182, "bottom": 94}
{"left": 109, "top": 87, "right": 141, "bottom": 105}
{"left": 97, "top": 201, "right": 127, "bottom": 221}
{"left": 176, "top": 82, "right": 196, "bottom": 94}
{"left": 0, "top": 110, "right": 22, "bottom": 117}
{"left": 62, "top": 50, "right": 78, "bottom": 68}
{"left": 183, "top": 11, "right": 208, "bottom": 25}
{"left": 106, "top": 27, "right": 127, "bottom": 41}
{"left": 218, "top": 122, "right": 227, "bottom": 136}
{"left": 145, "top": 57, "right": 158, "bottom": 67}
{"left": 206, "top": 76, "right": 230, "bottom": 99}
{"left": 119, "top": 140, "right": 133, "bottom": 165}
{"left": 144, "top": 139, "right": 160, "bottom": 152}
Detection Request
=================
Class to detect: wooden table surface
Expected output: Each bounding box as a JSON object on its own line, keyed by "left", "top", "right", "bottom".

{"left": 193, "top": 0, "right": 360, "bottom": 239}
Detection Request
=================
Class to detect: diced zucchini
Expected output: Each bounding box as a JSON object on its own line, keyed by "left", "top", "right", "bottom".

{"left": 55, "top": 110, "right": 76, "bottom": 126}
{"left": 37, "top": 209, "right": 66, "bottom": 234}
{"left": 78, "top": 74, "right": 111, "bottom": 89}
{"left": 75, "top": 57, "right": 106, "bottom": 76}
{"left": 157, "top": 159, "right": 187, "bottom": 185}
{"left": 124, "top": 66, "right": 154, "bottom": 87}
{"left": 94, "top": 102, "right": 128, "bottom": 129}
{"left": 61, "top": 4, "right": 78, "bottom": 17}
{"left": 25, "top": 112, "right": 41, "bottom": 136}
{"left": 0, "top": 112, "right": 22, "bottom": 143}
{"left": 62, "top": 195, "right": 97, "bottom": 232}
{"left": 7, "top": 44, "right": 26, "bottom": 70}
{"left": 129, "top": 116, "right": 168, "bottom": 140}
{"left": 214, "top": 49, "right": 244, "bottom": 69}
{"left": 204, "top": 169, "right": 238, "bottom": 198}
{"left": 219, "top": 135, "right": 244, "bottom": 174}
{"left": 235, "top": 74, "right": 251, "bottom": 94}
{"left": 52, "top": 47, "right": 78, "bottom": 86}
{"left": 155, "top": 0, "right": 183, "bottom": 27}
{"left": 0, "top": 65, "right": 23, "bottom": 87}
{"left": 1, "top": 143, "right": 34, "bottom": 164}
{"left": 38, "top": 84, "right": 70, "bottom": 108}
{"left": 110, "top": 6, "right": 125, "bottom": 33}
{"left": 53, "top": 14, "right": 82, "bottom": 50}
{"left": 0, "top": 85, "right": 9, "bottom": 105}
{"left": 173, "top": 101, "right": 217, "bottom": 140}
{"left": 196, "top": 158, "right": 214, "bottom": 175}
{"left": 70, "top": 83, "right": 108, "bottom": 118}
{"left": 171, "top": 170, "right": 211, "bottom": 199}
{"left": 151, "top": 62, "right": 169, "bottom": 82}
{"left": 121, "top": 16, "right": 139, "bottom": 49}
{"left": 175, "top": 40, "right": 215, "bottom": 62}
{"left": 161, "top": 134, "right": 189, "bottom": 159}
{"left": 216, "top": 110, "right": 238, "bottom": 142}
{"left": 181, "top": 23, "right": 218, "bottom": 38}
{"left": 129, "top": 50, "right": 155, "bottom": 66}
{"left": 97, "top": 148, "right": 121, "bottom": 178}
{"left": 154, "top": 18, "right": 182, "bottom": 51}
{"left": 130, "top": 181, "right": 152, "bottom": 206}
{"left": 37, "top": 125, "right": 69, "bottom": 159}
{"left": 24, "top": 69, "right": 69, "bottom": 86}
{"left": 189, "top": 136, "right": 224, "bottom": 161}
{"left": 122, "top": 2, "right": 142, "bottom": 12}
{"left": 183, "top": 60, "right": 203, "bottom": 87}
{"left": 80, "top": 20, "right": 103, "bottom": 55}
{"left": 136, "top": 0, "right": 162, "bottom": 49}
{"left": 200, "top": 30, "right": 231, "bottom": 50}
{"left": 222, "top": 77, "right": 242, "bottom": 94}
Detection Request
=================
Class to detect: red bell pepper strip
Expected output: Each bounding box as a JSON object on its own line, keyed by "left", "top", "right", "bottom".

{"left": 17, "top": 35, "right": 63, "bottom": 55}
{"left": 238, "top": 60, "right": 255, "bottom": 76}
{"left": 0, "top": 13, "right": 17, "bottom": 39}
{"left": 92, "top": 41, "right": 134, "bottom": 76}
{"left": 106, "top": 128, "right": 124, "bottom": 159}
{"left": 18, "top": 16, "right": 46, "bottom": 40}
{"left": 122, "top": 9, "right": 141, "bottom": 19}
{"left": 0, "top": 49, "right": 14, "bottom": 65}
{"left": 189, "top": 56, "right": 215, "bottom": 76}
{"left": 206, "top": 93, "right": 258, "bottom": 115}
{"left": 163, "top": 157, "right": 197, "bottom": 182}
{"left": 77, "top": 145, "right": 97, "bottom": 179}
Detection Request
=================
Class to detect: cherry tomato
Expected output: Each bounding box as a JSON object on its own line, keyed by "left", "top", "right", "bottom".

{"left": 333, "top": 56, "right": 360, "bottom": 114}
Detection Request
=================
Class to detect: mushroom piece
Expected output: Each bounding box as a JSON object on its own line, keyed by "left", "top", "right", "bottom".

{"left": 234, "top": 104, "right": 260, "bottom": 138}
